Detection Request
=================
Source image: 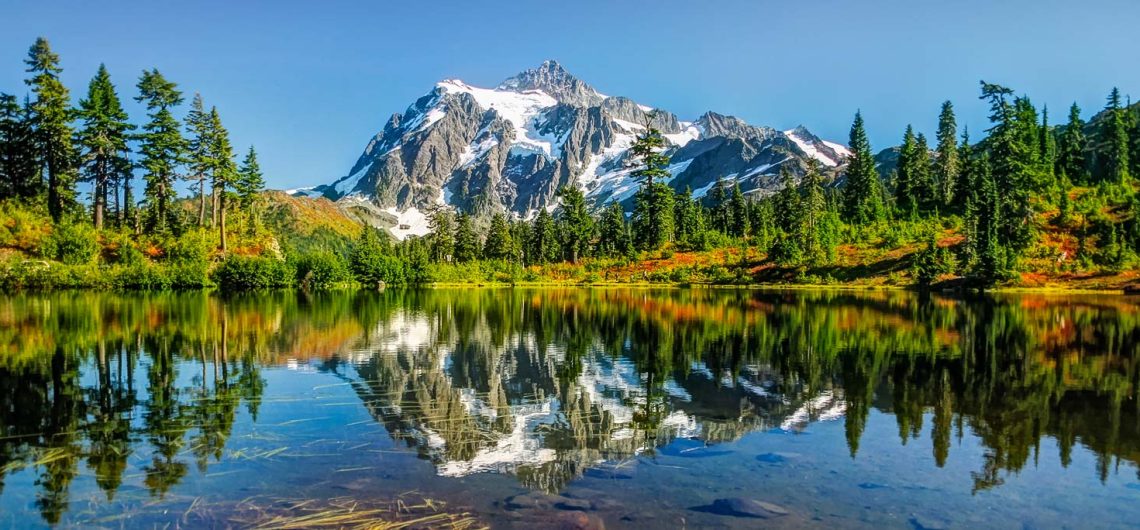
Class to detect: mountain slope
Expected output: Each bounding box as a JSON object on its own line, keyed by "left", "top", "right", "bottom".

{"left": 294, "top": 60, "right": 851, "bottom": 239}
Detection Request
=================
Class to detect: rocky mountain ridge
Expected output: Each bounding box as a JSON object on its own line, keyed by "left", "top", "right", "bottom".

{"left": 292, "top": 60, "right": 851, "bottom": 239}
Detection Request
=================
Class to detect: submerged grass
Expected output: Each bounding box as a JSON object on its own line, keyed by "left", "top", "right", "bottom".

{"left": 228, "top": 494, "right": 485, "bottom": 530}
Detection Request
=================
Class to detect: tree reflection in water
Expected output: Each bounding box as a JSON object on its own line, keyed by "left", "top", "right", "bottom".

{"left": 0, "top": 288, "right": 1137, "bottom": 524}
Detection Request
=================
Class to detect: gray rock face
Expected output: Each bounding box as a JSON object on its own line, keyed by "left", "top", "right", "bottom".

{"left": 299, "top": 61, "right": 854, "bottom": 238}
{"left": 499, "top": 60, "right": 606, "bottom": 108}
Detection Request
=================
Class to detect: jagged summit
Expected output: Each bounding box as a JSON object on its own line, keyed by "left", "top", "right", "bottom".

{"left": 292, "top": 62, "right": 851, "bottom": 239}
{"left": 497, "top": 59, "right": 605, "bottom": 107}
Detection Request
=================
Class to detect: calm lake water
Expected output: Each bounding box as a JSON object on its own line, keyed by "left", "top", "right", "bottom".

{"left": 0, "top": 288, "right": 1138, "bottom": 528}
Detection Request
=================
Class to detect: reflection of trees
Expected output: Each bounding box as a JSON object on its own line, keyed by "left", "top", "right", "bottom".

{"left": 0, "top": 293, "right": 276, "bottom": 524}
{"left": 0, "top": 288, "right": 1138, "bottom": 523}
{"left": 344, "top": 289, "right": 1140, "bottom": 494}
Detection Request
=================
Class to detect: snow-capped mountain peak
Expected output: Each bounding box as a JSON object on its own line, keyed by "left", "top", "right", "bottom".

{"left": 295, "top": 62, "right": 850, "bottom": 239}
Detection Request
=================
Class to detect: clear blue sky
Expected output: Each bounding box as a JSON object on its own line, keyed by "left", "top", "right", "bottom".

{"left": 2, "top": 0, "right": 1138, "bottom": 190}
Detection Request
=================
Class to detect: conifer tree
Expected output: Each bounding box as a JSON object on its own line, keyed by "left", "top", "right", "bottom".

{"left": 895, "top": 125, "right": 919, "bottom": 216}
{"left": 597, "top": 201, "right": 631, "bottom": 257}
{"left": 76, "top": 65, "right": 133, "bottom": 230}
{"left": 1057, "top": 103, "right": 1087, "bottom": 183}
{"left": 628, "top": 120, "right": 675, "bottom": 250}
{"left": 0, "top": 94, "right": 40, "bottom": 200}
{"left": 453, "top": 212, "right": 479, "bottom": 262}
{"left": 184, "top": 94, "right": 212, "bottom": 226}
{"left": 912, "top": 133, "right": 935, "bottom": 212}
{"left": 556, "top": 186, "right": 593, "bottom": 262}
{"left": 482, "top": 212, "right": 513, "bottom": 260}
{"left": 528, "top": 208, "right": 559, "bottom": 264}
{"left": 427, "top": 208, "right": 455, "bottom": 262}
{"left": 708, "top": 178, "right": 730, "bottom": 233}
{"left": 728, "top": 183, "right": 749, "bottom": 238}
{"left": 800, "top": 159, "right": 828, "bottom": 261}
{"left": 135, "top": 69, "right": 188, "bottom": 232}
{"left": 951, "top": 128, "right": 975, "bottom": 214}
{"left": 774, "top": 165, "right": 801, "bottom": 235}
{"left": 235, "top": 146, "right": 264, "bottom": 233}
{"left": 1038, "top": 105, "right": 1056, "bottom": 183}
{"left": 934, "top": 101, "right": 959, "bottom": 206}
{"left": 979, "top": 81, "right": 1034, "bottom": 255}
{"left": 206, "top": 107, "right": 237, "bottom": 252}
{"left": 842, "top": 111, "right": 885, "bottom": 224}
{"left": 1097, "top": 87, "right": 1130, "bottom": 184}
{"left": 673, "top": 186, "right": 702, "bottom": 246}
{"left": 25, "top": 37, "right": 77, "bottom": 222}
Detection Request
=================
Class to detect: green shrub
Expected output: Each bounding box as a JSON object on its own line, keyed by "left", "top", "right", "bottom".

{"left": 42, "top": 222, "right": 99, "bottom": 265}
{"left": 102, "top": 232, "right": 146, "bottom": 266}
{"left": 293, "top": 251, "right": 352, "bottom": 289}
{"left": 212, "top": 255, "right": 293, "bottom": 290}
{"left": 112, "top": 263, "right": 172, "bottom": 290}
{"left": 165, "top": 229, "right": 214, "bottom": 264}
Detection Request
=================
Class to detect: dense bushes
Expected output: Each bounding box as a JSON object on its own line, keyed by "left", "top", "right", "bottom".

{"left": 292, "top": 251, "right": 351, "bottom": 289}
{"left": 41, "top": 222, "right": 99, "bottom": 265}
{"left": 212, "top": 255, "right": 293, "bottom": 290}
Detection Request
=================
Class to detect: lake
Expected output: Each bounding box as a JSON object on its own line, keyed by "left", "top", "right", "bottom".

{"left": 0, "top": 288, "right": 1137, "bottom": 528}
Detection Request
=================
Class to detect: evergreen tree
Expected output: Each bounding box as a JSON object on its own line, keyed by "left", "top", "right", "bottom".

{"left": 482, "top": 211, "right": 513, "bottom": 260}
{"left": 453, "top": 212, "right": 479, "bottom": 262}
{"left": 799, "top": 159, "right": 828, "bottom": 262}
{"left": 1096, "top": 87, "right": 1130, "bottom": 184}
{"left": 427, "top": 208, "right": 455, "bottom": 262}
{"left": 1038, "top": 105, "right": 1056, "bottom": 183}
{"left": 912, "top": 133, "right": 936, "bottom": 212}
{"left": 979, "top": 81, "right": 1034, "bottom": 256}
{"left": 0, "top": 94, "right": 40, "bottom": 200}
{"left": 842, "top": 111, "right": 885, "bottom": 224}
{"left": 528, "top": 208, "right": 559, "bottom": 264}
{"left": 728, "top": 182, "right": 749, "bottom": 237}
{"left": 1057, "top": 103, "right": 1087, "bottom": 183}
{"left": 597, "top": 201, "right": 632, "bottom": 257}
{"left": 628, "top": 120, "right": 675, "bottom": 250}
{"left": 934, "top": 101, "right": 959, "bottom": 207}
{"left": 774, "top": 165, "right": 801, "bottom": 234}
{"left": 206, "top": 107, "right": 236, "bottom": 234}
{"left": 234, "top": 146, "right": 264, "bottom": 233}
{"left": 708, "top": 178, "right": 730, "bottom": 233}
{"left": 135, "top": 69, "right": 188, "bottom": 233}
{"left": 895, "top": 125, "right": 919, "bottom": 216}
{"left": 951, "top": 128, "right": 975, "bottom": 214}
{"left": 556, "top": 186, "right": 593, "bottom": 262}
{"left": 973, "top": 153, "right": 1005, "bottom": 284}
{"left": 673, "top": 186, "right": 702, "bottom": 246}
{"left": 76, "top": 65, "right": 133, "bottom": 230}
{"left": 25, "top": 37, "right": 78, "bottom": 222}
{"left": 184, "top": 94, "right": 212, "bottom": 226}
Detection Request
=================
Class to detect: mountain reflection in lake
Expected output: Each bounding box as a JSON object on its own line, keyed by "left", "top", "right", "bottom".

{"left": 0, "top": 288, "right": 1137, "bottom": 528}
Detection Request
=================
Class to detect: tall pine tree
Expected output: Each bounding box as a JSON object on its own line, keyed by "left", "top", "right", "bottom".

{"left": 25, "top": 37, "right": 77, "bottom": 222}
{"left": 206, "top": 107, "right": 237, "bottom": 252}
{"left": 235, "top": 146, "right": 264, "bottom": 233}
{"left": 934, "top": 101, "right": 959, "bottom": 207}
{"left": 841, "top": 111, "right": 885, "bottom": 224}
{"left": 184, "top": 94, "right": 212, "bottom": 226}
{"left": 629, "top": 118, "right": 674, "bottom": 250}
{"left": 1096, "top": 87, "right": 1130, "bottom": 184}
{"left": 0, "top": 94, "right": 39, "bottom": 200}
{"left": 556, "top": 186, "right": 593, "bottom": 262}
{"left": 135, "top": 69, "right": 188, "bottom": 233}
{"left": 76, "top": 64, "right": 133, "bottom": 230}
{"left": 1056, "top": 103, "right": 1087, "bottom": 183}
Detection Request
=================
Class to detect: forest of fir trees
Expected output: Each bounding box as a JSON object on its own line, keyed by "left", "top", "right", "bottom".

{"left": 0, "top": 37, "right": 301, "bottom": 289}
{"left": 5, "top": 36, "right": 1140, "bottom": 290}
